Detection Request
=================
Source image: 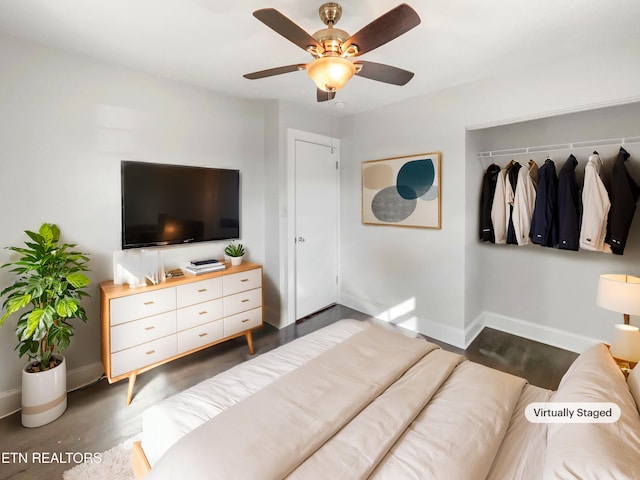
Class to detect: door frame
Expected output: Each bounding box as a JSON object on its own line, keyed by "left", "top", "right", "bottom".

{"left": 285, "top": 128, "right": 341, "bottom": 327}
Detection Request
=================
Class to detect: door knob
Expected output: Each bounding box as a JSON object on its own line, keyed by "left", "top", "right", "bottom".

{"left": 297, "top": 237, "right": 306, "bottom": 243}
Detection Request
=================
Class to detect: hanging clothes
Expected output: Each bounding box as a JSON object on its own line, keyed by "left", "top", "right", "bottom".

{"left": 529, "top": 159, "right": 559, "bottom": 247}
{"left": 479, "top": 163, "right": 501, "bottom": 242}
{"left": 580, "top": 152, "right": 611, "bottom": 252}
{"left": 505, "top": 162, "right": 522, "bottom": 245}
{"left": 557, "top": 154, "right": 582, "bottom": 251}
{"left": 512, "top": 160, "right": 538, "bottom": 246}
{"left": 491, "top": 162, "right": 513, "bottom": 244}
{"left": 606, "top": 147, "right": 640, "bottom": 255}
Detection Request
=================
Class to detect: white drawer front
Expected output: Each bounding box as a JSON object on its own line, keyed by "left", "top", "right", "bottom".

{"left": 110, "top": 335, "right": 176, "bottom": 377}
{"left": 110, "top": 288, "right": 176, "bottom": 326}
{"left": 224, "top": 307, "right": 262, "bottom": 338}
{"left": 177, "top": 299, "right": 223, "bottom": 331}
{"left": 177, "top": 278, "right": 223, "bottom": 308}
{"left": 222, "top": 269, "right": 262, "bottom": 296}
{"left": 110, "top": 311, "right": 176, "bottom": 353}
{"left": 177, "top": 320, "right": 224, "bottom": 354}
{"left": 223, "top": 288, "right": 262, "bottom": 317}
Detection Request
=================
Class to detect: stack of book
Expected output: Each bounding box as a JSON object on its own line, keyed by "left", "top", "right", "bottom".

{"left": 184, "top": 259, "right": 226, "bottom": 275}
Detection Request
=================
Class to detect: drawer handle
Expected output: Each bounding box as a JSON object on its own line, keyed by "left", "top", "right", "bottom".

{"left": 240, "top": 279, "right": 249, "bottom": 283}
{"left": 145, "top": 350, "right": 156, "bottom": 355}
{"left": 198, "top": 311, "right": 208, "bottom": 315}
{"left": 241, "top": 318, "right": 250, "bottom": 323}
{"left": 241, "top": 299, "right": 250, "bottom": 303}
{"left": 143, "top": 301, "right": 155, "bottom": 306}
{"left": 198, "top": 288, "right": 207, "bottom": 293}
{"left": 198, "top": 333, "right": 208, "bottom": 337}
{"left": 144, "top": 326, "right": 155, "bottom": 331}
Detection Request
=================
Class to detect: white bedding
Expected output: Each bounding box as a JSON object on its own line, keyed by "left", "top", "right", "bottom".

{"left": 142, "top": 318, "right": 371, "bottom": 465}
{"left": 140, "top": 319, "right": 640, "bottom": 479}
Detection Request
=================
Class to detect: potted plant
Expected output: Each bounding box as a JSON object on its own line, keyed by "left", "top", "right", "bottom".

{"left": 224, "top": 242, "right": 245, "bottom": 266}
{"left": 0, "top": 223, "right": 91, "bottom": 427}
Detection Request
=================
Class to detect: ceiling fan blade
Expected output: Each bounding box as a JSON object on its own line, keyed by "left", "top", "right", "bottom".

{"left": 317, "top": 89, "right": 336, "bottom": 102}
{"left": 343, "top": 4, "right": 420, "bottom": 57}
{"left": 354, "top": 61, "right": 414, "bottom": 85}
{"left": 253, "top": 8, "right": 322, "bottom": 52}
{"left": 243, "top": 64, "right": 306, "bottom": 80}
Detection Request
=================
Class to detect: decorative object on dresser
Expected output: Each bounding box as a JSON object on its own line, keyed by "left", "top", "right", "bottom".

{"left": 100, "top": 262, "right": 263, "bottom": 405}
{"left": 0, "top": 223, "right": 91, "bottom": 427}
{"left": 224, "top": 242, "right": 245, "bottom": 266}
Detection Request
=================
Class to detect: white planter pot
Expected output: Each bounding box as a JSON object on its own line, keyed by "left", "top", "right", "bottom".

{"left": 230, "top": 256, "right": 243, "bottom": 266}
{"left": 21, "top": 355, "right": 67, "bottom": 428}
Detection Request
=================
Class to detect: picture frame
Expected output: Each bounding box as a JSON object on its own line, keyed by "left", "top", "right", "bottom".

{"left": 361, "top": 152, "right": 441, "bottom": 229}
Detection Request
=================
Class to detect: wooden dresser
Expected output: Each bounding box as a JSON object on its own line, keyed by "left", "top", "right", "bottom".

{"left": 99, "top": 262, "right": 263, "bottom": 404}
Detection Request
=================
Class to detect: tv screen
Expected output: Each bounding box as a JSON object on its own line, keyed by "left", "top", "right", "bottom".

{"left": 121, "top": 161, "right": 240, "bottom": 249}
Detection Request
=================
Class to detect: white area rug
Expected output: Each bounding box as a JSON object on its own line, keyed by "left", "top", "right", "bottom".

{"left": 63, "top": 433, "right": 140, "bottom": 480}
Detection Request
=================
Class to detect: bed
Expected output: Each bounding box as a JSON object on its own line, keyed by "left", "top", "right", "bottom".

{"left": 133, "top": 319, "right": 640, "bottom": 479}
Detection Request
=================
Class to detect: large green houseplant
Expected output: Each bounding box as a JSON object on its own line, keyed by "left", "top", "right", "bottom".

{"left": 0, "top": 223, "right": 91, "bottom": 372}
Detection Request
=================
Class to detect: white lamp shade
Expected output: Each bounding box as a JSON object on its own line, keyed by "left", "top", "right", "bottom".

{"left": 596, "top": 274, "right": 640, "bottom": 316}
{"left": 610, "top": 324, "right": 640, "bottom": 362}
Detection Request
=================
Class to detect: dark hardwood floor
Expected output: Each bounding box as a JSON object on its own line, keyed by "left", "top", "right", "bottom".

{"left": 0, "top": 305, "right": 577, "bottom": 480}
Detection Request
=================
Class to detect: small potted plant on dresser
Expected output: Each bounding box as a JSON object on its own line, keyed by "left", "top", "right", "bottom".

{"left": 224, "top": 242, "right": 245, "bottom": 266}
{"left": 0, "top": 223, "right": 91, "bottom": 427}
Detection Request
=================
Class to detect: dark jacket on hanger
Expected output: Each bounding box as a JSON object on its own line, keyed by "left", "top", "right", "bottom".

{"left": 529, "top": 159, "right": 559, "bottom": 247}
{"left": 557, "top": 155, "right": 582, "bottom": 250}
{"left": 607, "top": 147, "right": 639, "bottom": 255}
{"left": 506, "top": 162, "right": 522, "bottom": 245}
{"left": 480, "top": 163, "right": 501, "bottom": 242}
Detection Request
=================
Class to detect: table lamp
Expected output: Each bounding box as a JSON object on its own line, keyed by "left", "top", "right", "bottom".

{"left": 610, "top": 324, "right": 640, "bottom": 363}
{"left": 597, "top": 274, "right": 640, "bottom": 365}
{"left": 596, "top": 274, "right": 640, "bottom": 325}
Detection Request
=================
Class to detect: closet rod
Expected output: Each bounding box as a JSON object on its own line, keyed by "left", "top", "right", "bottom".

{"left": 477, "top": 136, "right": 640, "bottom": 160}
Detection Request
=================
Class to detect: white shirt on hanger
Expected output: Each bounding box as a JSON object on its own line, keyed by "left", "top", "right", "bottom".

{"left": 491, "top": 167, "right": 508, "bottom": 244}
{"left": 512, "top": 161, "right": 538, "bottom": 246}
{"left": 580, "top": 153, "right": 611, "bottom": 252}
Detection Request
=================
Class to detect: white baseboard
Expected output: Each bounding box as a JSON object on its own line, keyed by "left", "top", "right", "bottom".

{"left": 339, "top": 293, "right": 469, "bottom": 349}
{"left": 0, "top": 361, "right": 104, "bottom": 420}
{"left": 477, "top": 311, "right": 603, "bottom": 353}
{"left": 340, "top": 293, "right": 602, "bottom": 354}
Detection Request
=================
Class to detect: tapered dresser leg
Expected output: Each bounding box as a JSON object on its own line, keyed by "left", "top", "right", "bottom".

{"left": 126, "top": 373, "right": 137, "bottom": 405}
{"left": 245, "top": 331, "right": 255, "bottom": 355}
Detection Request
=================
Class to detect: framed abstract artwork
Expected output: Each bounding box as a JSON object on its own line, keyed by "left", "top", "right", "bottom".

{"left": 362, "top": 152, "right": 441, "bottom": 229}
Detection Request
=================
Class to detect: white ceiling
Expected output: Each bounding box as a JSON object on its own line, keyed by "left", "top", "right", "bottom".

{"left": 0, "top": 0, "right": 638, "bottom": 115}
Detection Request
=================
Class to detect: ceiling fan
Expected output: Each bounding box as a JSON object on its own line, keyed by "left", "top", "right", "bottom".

{"left": 243, "top": 3, "right": 421, "bottom": 102}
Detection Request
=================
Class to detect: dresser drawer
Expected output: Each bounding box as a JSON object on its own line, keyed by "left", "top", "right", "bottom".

{"left": 177, "top": 277, "right": 223, "bottom": 308}
{"left": 223, "top": 288, "right": 262, "bottom": 317}
{"left": 110, "top": 288, "right": 176, "bottom": 326}
{"left": 177, "top": 299, "right": 223, "bottom": 331}
{"left": 110, "top": 335, "right": 177, "bottom": 377}
{"left": 222, "top": 268, "right": 262, "bottom": 296}
{"left": 177, "top": 320, "right": 224, "bottom": 354}
{"left": 110, "top": 311, "right": 176, "bottom": 353}
{"left": 224, "top": 307, "right": 262, "bottom": 338}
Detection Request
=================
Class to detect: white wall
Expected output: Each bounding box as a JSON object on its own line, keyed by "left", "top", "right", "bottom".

{"left": 263, "top": 100, "right": 342, "bottom": 328}
{"left": 340, "top": 41, "right": 640, "bottom": 349}
{"left": 0, "top": 34, "right": 264, "bottom": 413}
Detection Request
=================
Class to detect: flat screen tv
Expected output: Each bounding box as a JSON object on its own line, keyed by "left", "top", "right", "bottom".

{"left": 121, "top": 161, "right": 240, "bottom": 249}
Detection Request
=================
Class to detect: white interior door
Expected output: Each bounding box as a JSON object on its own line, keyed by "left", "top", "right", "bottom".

{"left": 294, "top": 139, "right": 338, "bottom": 319}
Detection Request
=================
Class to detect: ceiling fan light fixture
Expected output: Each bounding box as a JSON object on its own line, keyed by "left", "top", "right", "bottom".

{"left": 306, "top": 56, "right": 355, "bottom": 92}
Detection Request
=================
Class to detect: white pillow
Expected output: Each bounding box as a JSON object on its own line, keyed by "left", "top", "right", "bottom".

{"left": 544, "top": 343, "right": 640, "bottom": 479}
{"left": 627, "top": 364, "right": 640, "bottom": 414}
